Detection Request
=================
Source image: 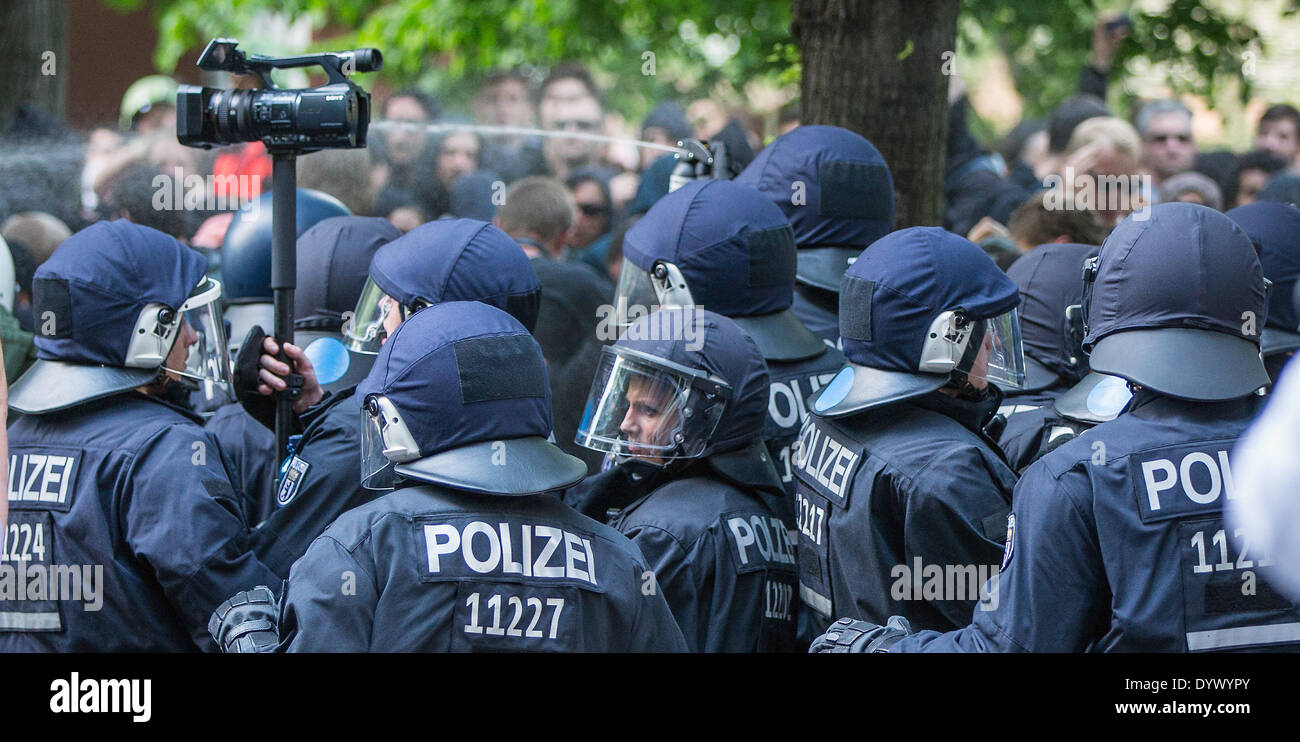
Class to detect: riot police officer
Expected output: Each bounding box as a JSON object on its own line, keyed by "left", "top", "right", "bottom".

{"left": 566, "top": 307, "right": 798, "bottom": 652}
{"left": 1226, "top": 200, "right": 1300, "bottom": 381}
{"left": 734, "top": 125, "right": 895, "bottom": 343}
{"left": 209, "top": 301, "right": 687, "bottom": 652}
{"left": 244, "top": 219, "right": 542, "bottom": 578}
{"left": 614, "top": 179, "right": 845, "bottom": 504}
{"left": 814, "top": 203, "right": 1299, "bottom": 652}
{"left": 794, "top": 226, "right": 1023, "bottom": 636}
{"left": 206, "top": 215, "right": 401, "bottom": 523}
{"left": 996, "top": 242, "right": 1099, "bottom": 472}
{"left": 2, "top": 220, "right": 279, "bottom": 651}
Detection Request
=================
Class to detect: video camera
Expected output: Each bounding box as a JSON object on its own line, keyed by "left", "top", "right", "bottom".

{"left": 177, "top": 38, "right": 381, "bottom": 153}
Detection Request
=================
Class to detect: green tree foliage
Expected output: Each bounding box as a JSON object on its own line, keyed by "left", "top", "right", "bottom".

{"left": 105, "top": 0, "right": 794, "bottom": 120}
{"left": 962, "top": 0, "right": 1271, "bottom": 118}
{"left": 110, "top": 0, "right": 1276, "bottom": 121}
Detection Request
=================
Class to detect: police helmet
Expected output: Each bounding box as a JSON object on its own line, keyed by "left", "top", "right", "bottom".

{"left": 356, "top": 301, "right": 585, "bottom": 494}
{"left": 343, "top": 219, "right": 541, "bottom": 354}
{"left": 808, "top": 227, "right": 1026, "bottom": 418}
{"left": 293, "top": 216, "right": 402, "bottom": 392}
{"left": 616, "top": 179, "right": 824, "bottom": 361}
{"left": 576, "top": 307, "right": 771, "bottom": 465}
{"left": 1081, "top": 203, "right": 1270, "bottom": 401}
{"left": 735, "top": 125, "right": 894, "bottom": 293}
{"left": 221, "top": 188, "right": 350, "bottom": 346}
{"left": 1006, "top": 242, "right": 1099, "bottom": 392}
{"left": 10, "top": 220, "right": 231, "bottom": 414}
{"left": 1226, "top": 201, "right": 1300, "bottom": 357}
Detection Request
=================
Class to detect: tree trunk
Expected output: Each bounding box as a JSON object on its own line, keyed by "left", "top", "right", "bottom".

{"left": 793, "top": 0, "right": 959, "bottom": 228}
{"left": 0, "top": 0, "right": 68, "bottom": 130}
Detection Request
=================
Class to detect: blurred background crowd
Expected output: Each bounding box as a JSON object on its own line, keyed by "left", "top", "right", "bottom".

{"left": 2, "top": 2, "right": 1300, "bottom": 387}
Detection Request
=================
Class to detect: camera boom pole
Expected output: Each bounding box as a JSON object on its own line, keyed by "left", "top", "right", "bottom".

{"left": 270, "top": 153, "right": 297, "bottom": 460}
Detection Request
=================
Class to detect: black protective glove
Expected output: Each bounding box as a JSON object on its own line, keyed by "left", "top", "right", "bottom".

{"left": 232, "top": 325, "right": 303, "bottom": 432}
{"left": 809, "top": 615, "right": 913, "bottom": 653}
{"left": 208, "top": 585, "right": 281, "bottom": 653}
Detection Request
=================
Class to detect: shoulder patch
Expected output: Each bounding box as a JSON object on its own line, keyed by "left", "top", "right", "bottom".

{"left": 276, "top": 455, "right": 311, "bottom": 507}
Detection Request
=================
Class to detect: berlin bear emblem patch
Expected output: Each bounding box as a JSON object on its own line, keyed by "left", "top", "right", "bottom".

{"left": 276, "top": 456, "right": 311, "bottom": 507}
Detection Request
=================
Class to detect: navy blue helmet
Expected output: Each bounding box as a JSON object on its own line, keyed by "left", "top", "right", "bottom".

{"left": 1006, "top": 242, "right": 1099, "bottom": 391}
{"left": 1082, "top": 202, "right": 1269, "bottom": 401}
{"left": 577, "top": 306, "right": 771, "bottom": 463}
{"left": 343, "top": 219, "right": 541, "bottom": 354}
{"left": 221, "top": 188, "right": 351, "bottom": 304}
{"left": 809, "top": 227, "right": 1025, "bottom": 417}
{"left": 1226, "top": 200, "right": 1300, "bottom": 355}
{"left": 618, "top": 179, "right": 824, "bottom": 361}
{"left": 11, "top": 220, "right": 230, "bottom": 414}
{"left": 735, "top": 125, "right": 894, "bottom": 293}
{"left": 293, "top": 216, "right": 403, "bottom": 392}
{"left": 355, "top": 300, "right": 585, "bottom": 494}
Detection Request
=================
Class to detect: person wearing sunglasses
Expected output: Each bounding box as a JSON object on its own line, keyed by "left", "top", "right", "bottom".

{"left": 1136, "top": 99, "right": 1197, "bottom": 190}
{"left": 543, "top": 95, "right": 606, "bottom": 181}
{"left": 565, "top": 167, "right": 616, "bottom": 276}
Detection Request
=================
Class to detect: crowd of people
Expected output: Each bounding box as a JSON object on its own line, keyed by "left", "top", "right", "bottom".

{"left": 2, "top": 21, "right": 1300, "bottom": 654}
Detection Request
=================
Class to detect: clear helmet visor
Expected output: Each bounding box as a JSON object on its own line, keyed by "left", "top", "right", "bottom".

{"left": 359, "top": 394, "right": 420, "bottom": 490}
{"left": 171, "top": 278, "right": 233, "bottom": 397}
{"left": 966, "top": 308, "right": 1027, "bottom": 391}
{"left": 575, "top": 346, "right": 730, "bottom": 463}
{"left": 611, "top": 258, "right": 695, "bottom": 334}
{"left": 343, "top": 278, "right": 401, "bottom": 355}
{"left": 612, "top": 258, "right": 661, "bottom": 333}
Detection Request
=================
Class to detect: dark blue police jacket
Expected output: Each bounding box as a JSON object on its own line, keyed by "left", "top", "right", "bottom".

{"left": 205, "top": 401, "right": 278, "bottom": 524}
{"left": 276, "top": 484, "right": 688, "bottom": 652}
{"left": 250, "top": 387, "right": 380, "bottom": 578}
{"left": 567, "top": 451, "right": 798, "bottom": 652}
{"left": 896, "top": 391, "right": 1300, "bottom": 652}
{"left": 1, "top": 393, "right": 280, "bottom": 651}
{"left": 996, "top": 389, "right": 1086, "bottom": 474}
{"left": 793, "top": 391, "right": 1016, "bottom": 637}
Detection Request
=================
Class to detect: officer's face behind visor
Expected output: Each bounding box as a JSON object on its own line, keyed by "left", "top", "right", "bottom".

{"left": 576, "top": 347, "right": 730, "bottom": 466}
{"left": 343, "top": 277, "right": 406, "bottom": 354}
{"left": 163, "top": 278, "right": 232, "bottom": 393}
